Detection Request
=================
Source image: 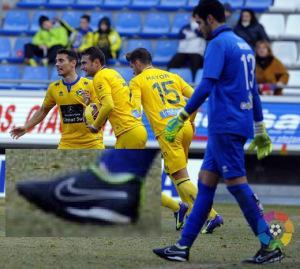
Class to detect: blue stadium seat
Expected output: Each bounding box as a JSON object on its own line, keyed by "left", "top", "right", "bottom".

{"left": 46, "top": 0, "right": 75, "bottom": 8}
{"left": 119, "top": 39, "right": 153, "bottom": 64}
{"left": 90, "top": 12, "right": 113, "bottom": 31}
{"left": 10, "top": 37, "right": 31, "bottom": 63}
{"left": 72, "top": 0, "right": 102, "bottom": 9}
{"left": 158, "top": 0, "right": 187, "bottom": 10}
{"left": 194, "top": 69, "right": 203, "bottom": 85}
{"left": 169, "top": 68, "right": 193, "bottom": 83}
{"left": 186, "top": 0, "right": 199, "bottom": 10}
{"left": 115, "top": 13, "right": 142, "bottom": 36}
{"left": 244, "top": 0, "right": 273, "bottom": 11}
{"left": 153, "top": 40, "right": 178, "bottom": 65}
{"left": 114, "top": 67, "right": 133, "bottom": 83}
{"left": 0, "top": 65, "right": 21, "bottom": 89}
{"left": 61, "top": 11, "right": 83, "bottom": 28}
{"left": 17, "top": 0, "right": 47, "bottom": 8}
{"left": 30, "top": 11, "right": 56, "bottom": 33}
{"left": 142, "top": 13, "right": 170, "bottom": 37}
{"left": 1, "top": 10, "right": 30, "bottom": 35}
{"left": 50, "top": 67, "right": 60, "bottom": 81}
{"left": 19, "top": 66, "right": 48, "bottom": 90}
{"left": 170, "top": 13, "right": 190, "bottom": 37}
{"left": 220, "top": 0, "right": 244, "bottom": 9}
{"left": 102, "top": 0, "right": 130, "bottom": 9}
{"left": 130, "top": 0, "right": 159, "bottom": 10}
{"left": 0, "top": 37, "right": 11, "bottom": 61}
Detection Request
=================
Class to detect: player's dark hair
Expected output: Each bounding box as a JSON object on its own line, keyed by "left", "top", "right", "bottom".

{"left": 81, "top": 46, "right": 106, "bottom": 65}
{"left": 81, "top": 14, "right": 91, "bottom": 23}
{"left": 57, "top": 49, "right": 79, "bottom": 65}
{"left": 193, "top": 0, "right": 225, "bottom": 23}
{"left": 125, "top": 48, "right": 152, "bottom": 65}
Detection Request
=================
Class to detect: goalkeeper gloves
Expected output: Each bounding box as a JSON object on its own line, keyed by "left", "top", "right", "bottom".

{"left": 248, "top": 122, "right": 272, "bottom": 160}
{"left": 165, "top": 109, "right": 189, "bottom": 142}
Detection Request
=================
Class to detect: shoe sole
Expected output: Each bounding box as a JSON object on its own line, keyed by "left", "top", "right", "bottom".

{"left": 153, "top": 250, "right": 188, "bottom": 262}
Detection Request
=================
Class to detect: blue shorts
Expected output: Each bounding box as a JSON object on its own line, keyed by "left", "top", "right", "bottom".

{"left": 201, "top": 134, "right": 247, "bottom": 180}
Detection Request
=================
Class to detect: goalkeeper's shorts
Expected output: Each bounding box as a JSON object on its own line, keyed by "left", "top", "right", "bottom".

{"left": 158, "top": 121, "right": 193, "bottom": 175}
{"left": 201, "top": 134, "right": 247, "bottom": 179}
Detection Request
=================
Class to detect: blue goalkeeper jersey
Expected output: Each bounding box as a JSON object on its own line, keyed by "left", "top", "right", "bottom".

{"left": 203, "top": 25, "right": 257, "bottom": 138}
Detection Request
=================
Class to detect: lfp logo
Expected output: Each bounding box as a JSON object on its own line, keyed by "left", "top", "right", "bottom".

{"left": 258, "top": 211, "right": 295, "bottom": 247}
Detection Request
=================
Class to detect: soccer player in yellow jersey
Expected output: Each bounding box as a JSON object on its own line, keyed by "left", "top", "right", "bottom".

{"left": 80, "top": 47, "right": 147, "bottom": 149}
{"left": 10, "top": 49, "right": 104, "bottom": 149}
{"left": 126, "top": 48, "right": 222, "bottom": 232}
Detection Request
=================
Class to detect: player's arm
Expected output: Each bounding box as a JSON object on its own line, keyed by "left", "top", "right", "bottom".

{"left": 89, "top": 76, "right": 114, "bottom": 132}
{"left": 129, "top": 79, "right": 142, "bottom": 111}
{"left": 248, "top": 79, "right": 272, "bottom": 160}
{"left": 10, "top": 105, "right": 52, "bottom": 139}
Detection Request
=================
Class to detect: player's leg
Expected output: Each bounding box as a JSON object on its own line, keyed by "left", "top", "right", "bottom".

{"left": 17, "top": 149, "right": 159, "bottom": 224}
{"left": 115, "top": 125, "right": 147, "bottom": 149}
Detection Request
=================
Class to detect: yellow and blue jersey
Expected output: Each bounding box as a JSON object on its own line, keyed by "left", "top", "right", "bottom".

{"left": 93, "top": 67, "right": 143, "bottom": 137}
{"left": 43, "top": 76, "right": 104, "bottom": 149}
{"left": 129, "top": 67, "right": 194, "bottom": 137}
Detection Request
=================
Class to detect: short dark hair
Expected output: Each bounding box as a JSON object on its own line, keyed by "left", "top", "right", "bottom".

{"left": 56, "top": 49, "right": 79, "bottom": 65}
{"left": 81, "top": 14, "right": 90, "bottom": 23}
{"left": 126, "top": 48, "right": 152, "bottom": 64}
{"left": 81, "top": 47, "right": 106, "bottom": 65}
{"left": 39, "top": 15, "right": 49, "bottom": 27}
{"left": 193, "top": 0, "right": 225, "bottom": 23}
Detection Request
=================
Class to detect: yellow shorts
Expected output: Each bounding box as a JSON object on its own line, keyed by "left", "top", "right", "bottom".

{"left": 115, "top": 125, "right": 147, "bottom": 149}
{"left": 157, "top": 121, "right": 193, "bottom": 175}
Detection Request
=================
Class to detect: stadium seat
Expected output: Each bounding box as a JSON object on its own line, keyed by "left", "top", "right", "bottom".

{"left": 114, "top": 67, "right": 133, "bottom": 83}
{"left": 61, "top": 11, "right": 84, "bottom": 29}
{"left": 287, "top": 70, "right": 300, "bottom": 87}
{"left": 186, "top": 0, "right": 199, "bottom": 10}
{"left": 19, "top": 66, "right": 48, "bottom": 90}
{"left": 153, "top": 40, "right": 178, "bottom": 65}
{"left": 219, "top": 0, "right": 244, "bottom": 9}
{"left": 90, "top": 12, "right": 113, "bottom": 31}
{"left": 130, "top": 0, "right": 159, "bottom": 10}
{"left": 10, "top": 37, "right": 32, "bottom": 63}
{"left": 142, "top": 13, "right": 170, "bottom": 37}
{"left": 259, "top": 14, "right": 285, "bottom": 39}
{"left": 0, "top": 65, "right": 21, "bottom": 89}
{"left": 1, "top": 10, "right": 30, "bottom": 34}
{"left": 115, "top": 13, "right": 142, "bottom": 36}
{"left": 17, "top": 0, "right": 47, "bottom": 8}
{"left": 119, "top": 39, "right": 153, "bottom": 64}
{"left": 270, "top": 0, "right": 299, "bottom": 12}
{"left": 102, "top": 0, "right": 130, "bottom": 9}
{"left": 158, "top": 0, "right": 187, "bottom": 11}
{"left": 50, "top": 67, "right": 60, "bottom": 81}
{"left": 72, "top": 0, "right": 102, "bottom": 9}
{"left": 272, "top": 41, "right": 298, "bottom": 66}
{"left": 30, "top": 11, "right": 56, "bottom": 33}
{"left": 46, "top": 0, "right": 75, "bottom": 8}
{"left": 0, "top": 37, "right": 11, "bottom": 61}
{"left": 194, "top": 69, "right": 203, "bottom": 85}
{"left": 283, "top": 15, "right": 300, "bottom": 39}
{"left": 169, "top": 68, "right": 193, "bottom": 83}
{"left": 170, "top": 13, "right": 191, "bottom": 37}
{"left": 245, "top": 0, "right": 273, "bottom": 11}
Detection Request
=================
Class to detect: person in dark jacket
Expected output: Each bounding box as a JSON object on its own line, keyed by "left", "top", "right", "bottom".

{"left": 234, "top": 9, "right": 269, "bottom": 48}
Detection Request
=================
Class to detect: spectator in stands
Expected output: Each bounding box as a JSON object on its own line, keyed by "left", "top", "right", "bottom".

{"left": 93, "top": 17, "right": 122, "bottom": 61}
{"left": 224, "top": 3, "right": 239, "bottom": 28}
{"left": 24, "top": 16, "right": 68, "bottom": 66}
{"left": 255, "top": 40, "right": 289, "bottom": 96}
{"left": 60, "top": 14, "right": 94, "bottom": 53}
{"left": 234, "top": 9, "right": 269, "bottom": 48}
{"left": 167, "top": 15, "right": 206, "bottom": 81}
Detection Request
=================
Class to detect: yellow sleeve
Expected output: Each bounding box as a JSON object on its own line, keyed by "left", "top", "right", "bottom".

{"left": 93, "top": 73, "right": 112, "bottom": 100}
{"left": 42, "top": 85, "right": 56, "bottom": 109}
{"left": 93, "top": 95, "right": 114, "bottom": 129}
{"left": 129, "top": 78, "right": 142, "bottom": 111}
{"left": 177, "top": 75, "right": 194, "bottom": 98}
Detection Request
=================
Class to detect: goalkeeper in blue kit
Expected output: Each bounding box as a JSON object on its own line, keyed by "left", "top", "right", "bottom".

{"left": 153, "top": 0, "right": 282, "bottom": 264}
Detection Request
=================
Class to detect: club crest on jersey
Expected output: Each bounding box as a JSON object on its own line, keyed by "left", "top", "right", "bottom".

{"left": 76, "top": 89, "right": 84, "bottom": 96}
{"left": 59, "top": 91, "right": 63, "bottom": 96}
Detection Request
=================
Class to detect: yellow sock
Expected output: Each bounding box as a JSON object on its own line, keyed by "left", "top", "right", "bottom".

{"left": 208, "top": 207, "right": 218, "bottom": 219}
{"left": 161, "top": 193, "right": 180, "bottom": 212}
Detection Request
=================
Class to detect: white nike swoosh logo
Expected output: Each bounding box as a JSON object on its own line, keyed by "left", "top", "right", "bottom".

{"left": 66, "top": 207, "right": 131, "bottom": 224}
{"left": 164, "top": 247, "right": 186, "bottom": 255}
{"left": 54, "top": 177, "right": 128, "bottom": 202}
